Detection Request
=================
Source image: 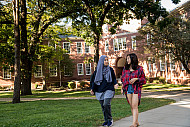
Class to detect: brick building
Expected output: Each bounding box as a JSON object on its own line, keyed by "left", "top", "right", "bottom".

{"left": 0, "top": 1, "right": 189, "bottom": 89}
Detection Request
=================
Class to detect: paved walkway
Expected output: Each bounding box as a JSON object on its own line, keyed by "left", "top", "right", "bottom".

{"left": 113, "top": 89, "right": 190, "bottom": 127}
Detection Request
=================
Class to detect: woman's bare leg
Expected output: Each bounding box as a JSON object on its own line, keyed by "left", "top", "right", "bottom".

{"left": 127, "top": 94, "right": 133, "bottom": 115}
{"left": 131, "top": 94, "right": 139, "bottom": 126}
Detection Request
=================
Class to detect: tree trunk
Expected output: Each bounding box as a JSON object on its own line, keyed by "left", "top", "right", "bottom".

{"left": 12, "top": 0, "right": 21, "bottom": 103}
{"left": 94, "top": 36, "right": 100, "bottom": 68}
{"left": 20, "top": 0, "right": 30, "bottom": 95}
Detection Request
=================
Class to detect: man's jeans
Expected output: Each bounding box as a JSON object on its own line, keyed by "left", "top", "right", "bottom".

{"left": 99, "top": 98, "right": 112, "bottom": 122}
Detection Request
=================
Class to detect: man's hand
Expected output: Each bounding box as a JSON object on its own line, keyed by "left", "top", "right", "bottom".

{"left": 129, "top": 78, "right": 138, "bottom": 84}
{"left": 114, "top": 84, "right": 119, "bottom": 89}
{"left": 90, "top": 89, "right": 94, "bottom": 95}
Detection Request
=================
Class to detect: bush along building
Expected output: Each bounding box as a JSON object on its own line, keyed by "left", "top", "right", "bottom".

{"left": 0, "top": 1, "right": 189, "bottom": 90}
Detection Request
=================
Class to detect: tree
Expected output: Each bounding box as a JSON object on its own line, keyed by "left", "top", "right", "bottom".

{"left": 12, "top": 0, "right": 21, "bottom": 103}
{"left": 138, "top": 15, "right": 190, "bottom": 73}
{"left": 70, "top": 0, "right": 180, "bottom": 65}
{"left": 0, "top": 0, "right": 82, "bottom": 95}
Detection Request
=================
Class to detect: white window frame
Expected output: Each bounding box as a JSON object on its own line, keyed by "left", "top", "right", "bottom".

{"left": 85, "top": 63, "right": 91, "bottom": 75}
{"left": 105, "top": 40, "right": 109, "bottom": 52}
{"left": 85, "top": 42, "right": 90, "bottom": 53}
{"left": 131, "top": 36, "right": 137, "bottom": 50}
{"left": 103, "top": 25, "right": 108, "bottom": 33}
{"left": 34, "top": 65, "right": 43, "bottom": 78}
{"left": 77, "top": 42, "right": 83, "bottom": 54}
{"left": 63, "top": 42, "right": 70, "bottom": 54}
{"left": 153, "top": 63, "right": 157, "bottom": 71}
{"left": 113, "top": 38, "right": 126, "bottom": 51}
{"left": 122, "top": 38, "right": 127, "bottom": 50}
{"left": 49, "top": 64, "right": 57, "bottom": 77}
{"left": 113, "top": 39, "right": 119, "bottom": 51}
{"left": 148, "top": 62, "right": 152, "bottom": 72}
{"left": 3, "top": 67, "right": 11, "bottom": 79}
{"left": 77, "top": 63, "right": 84, "bottom": 75}
{"left": 48, "top": 41, "right": 56, "bottom": 49}
{"left": 160, "top": 60, "right": 165, "bottom": 71}
{"left": 170, "top": 62, "right": 176, "bottom": 71}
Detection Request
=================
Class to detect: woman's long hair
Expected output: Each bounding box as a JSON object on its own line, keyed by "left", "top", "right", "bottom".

{"left": 125, "top": 53, "right": 138, "bottom": 70}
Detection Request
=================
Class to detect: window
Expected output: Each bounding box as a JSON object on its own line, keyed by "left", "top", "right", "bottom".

{"left": 48, "top": 41, "right": 56, "bottom": 49}
{"left": 131, "top": 36, "right": 137, "bottom": 50}
{"left": 63, "top": 42, "right": 70, "bottom": 54}
{"left": 49, "top": 64, "right": 57, "bottom": 77}
{"left": 148, "top": 62, "right": 152, "bottom": 72}
{"left": 148, "top": 57, "right": 152, "bottom": 72}
{"left": 113, "top": 38, "right": 126, "bottom": 51}
{"left": 122, "top": 38, "right": 127, "bottom": 49}
{"left": 153, "top": 63, "right": 157, "bottom": 71}
{"left": 77, "top": 42, "right": 82, "bottom": 54}
{"left": 160, "top": 60, "right": 165, "bottom": 71}
{"left": 34, "top": 65, "right": 42, "bottom": 77}
{"left": 105, "top": 40, "right": 109, "bottom": 52}
{"left": 3, "top": 67, "right": 11, "bottom": 79}
{"left": 64, "top": 65, "right": 72, "bottom": 76}
{"left": 85, "top": 63, "right": 91, "bottom": 75}
{"left": 77, "top": 63, "right": 84, "bottom": 75}
{"left": 147, "top": 34, "right": 152, "bottom": 45}
{"left": 113, "top": 39, "right": 119, "bottom": 51}
{"left": 170, "top": 62, "right": 175, "bottom": 70}
{"left": 85, "top": 42, "right": 90, "bottom": 53}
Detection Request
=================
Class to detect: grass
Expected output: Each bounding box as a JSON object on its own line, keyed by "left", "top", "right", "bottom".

{"left": 0, "top": 83, "right": 189, "bottom": 98}
{"left": 0, "top": 98, "right": 175, "bottom": 127}
{"left": 142, "top": 83, "right": 189, "bottom": 90}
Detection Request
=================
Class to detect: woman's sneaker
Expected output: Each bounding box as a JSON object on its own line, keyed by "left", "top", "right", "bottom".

{"left": 102, "top": 121, "right": 108, "bottom": 126}
{"left": 107, "top": 119, "right": 113, "bottom": 127}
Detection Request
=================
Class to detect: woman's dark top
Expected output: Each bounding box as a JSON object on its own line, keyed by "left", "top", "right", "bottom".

{"left": 90, "top": 67, "right": 117, "bottom": 92}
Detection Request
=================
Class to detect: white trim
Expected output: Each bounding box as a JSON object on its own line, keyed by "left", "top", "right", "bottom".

{"left": 63, "top": 42, "right": 70, "bottom": 54}
{"left": 77, "top": 63, "right": 84, "bottom": 75}
{"left": 77, "top": 42, "right": 83, "bottom": 54}
{"left": 34, "top": 65, "right": 43, "bottom": 78}
{"left": 102, "top": 32, "right": 134, "bottom": 39}
{"left": 49, "top": 64, "right": 57, "bottom": 77}
{"left": 3, "top": 67, "right": 11, "bottom": 79}
{"left": 85, "top": 63, "right": 91, "bottom": 75}
{"left": 148, "top": 62, "right": 152, "bottom": 72}
{"left": 181, "top": 64, "right": 185, "bottom": 71}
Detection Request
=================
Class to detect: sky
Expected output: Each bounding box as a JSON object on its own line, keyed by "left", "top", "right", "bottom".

{"left": 161, "top": 0, "right": 189, "bottom": 11}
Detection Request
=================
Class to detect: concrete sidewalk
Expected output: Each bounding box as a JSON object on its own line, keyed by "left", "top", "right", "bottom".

{"left": 112, "top": 90, "right": 190, "bottom": 127}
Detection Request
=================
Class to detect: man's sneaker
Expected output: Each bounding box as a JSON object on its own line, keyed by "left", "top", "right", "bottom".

{"left": 107, "top": 119, "right": 113, "bottom": 127}
{"left": 102, "top": 121, "right": 108, "bottom": 126}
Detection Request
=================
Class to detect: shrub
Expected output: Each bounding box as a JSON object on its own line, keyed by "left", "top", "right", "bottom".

{"left": 159, "top": 77, "right": 166, "bottom": 84}
{"left": 153, "top": 80, "right": 159, "bottom": 84}
{"left": 68, "top": 82, "right": 75, "bottom": 89}
{"left": 80, "top": 81, "right": 86, "bottom": 88}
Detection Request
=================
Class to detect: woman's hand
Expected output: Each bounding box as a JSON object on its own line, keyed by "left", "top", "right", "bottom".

{"left": 129, "top": 78, "right": 138, "bottom": 84}
{"left": 90, "top": 89, "right": 94, "bottom": 95}
{"left": 121, "top": 87, "right": 123, "bottom": 94}
{"left": 114, "top": 84, "right": 119, "bottom": 89}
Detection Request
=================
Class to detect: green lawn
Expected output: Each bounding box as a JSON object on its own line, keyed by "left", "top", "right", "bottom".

{"left": 0, "top": 83, "right": 189, "bottom": 98}
{"left": 0, "top": 98, "right": 175, "bottom": 127}
{"left": 142, "top": 83, "right": 189, "bottom": 90}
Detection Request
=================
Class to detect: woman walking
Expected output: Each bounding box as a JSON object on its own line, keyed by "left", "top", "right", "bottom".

{"left": 121, "top": 53, "right": 146, "bottom": 127}
{"left": 90, "top": 55, "right": 118, "bottom": 127}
